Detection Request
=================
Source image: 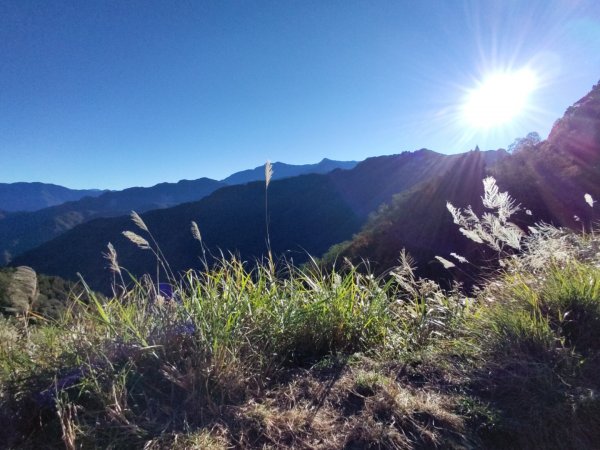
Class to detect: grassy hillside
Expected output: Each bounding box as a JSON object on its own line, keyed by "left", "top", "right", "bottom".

{"left": 2, "top": 82, "right": 598, "bottom": 450}
{"left": 1, "top": 220, "right": 599, "bottom": 448}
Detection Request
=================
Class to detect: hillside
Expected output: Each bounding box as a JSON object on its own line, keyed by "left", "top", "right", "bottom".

{"left": 222, "top": 158, "right": 357, "bottom": 185}
{"left": 326, "top": 82, "right": 600, "bottom": 277}
{"left": 0, "top": 182, "right": 105, "bottom": 212}
{"left": 11, "top": 150, "right": 477, "bottom": 293}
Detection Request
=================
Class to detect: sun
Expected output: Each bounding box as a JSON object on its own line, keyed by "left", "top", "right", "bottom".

{"left": 462, "top": 69, "right": 538, "bottom": 129}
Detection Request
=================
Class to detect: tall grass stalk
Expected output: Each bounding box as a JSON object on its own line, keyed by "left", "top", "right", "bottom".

{"left": 264, "top": 161, "right": 274, "bottom": 267}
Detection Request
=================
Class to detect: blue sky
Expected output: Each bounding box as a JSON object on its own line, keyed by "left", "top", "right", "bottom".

{"left": 1, "top": 0, "right": 599, "bottom": 189}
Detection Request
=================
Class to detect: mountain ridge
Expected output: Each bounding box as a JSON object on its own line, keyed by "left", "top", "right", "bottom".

{"left": 222, "top": 158, "right": 357, "bottom": 185}
{"left": 0, "top": 178, "right": 226, "bottom": 265}
{"left": 0, "top": 182, "right": 105, "bottom": 212}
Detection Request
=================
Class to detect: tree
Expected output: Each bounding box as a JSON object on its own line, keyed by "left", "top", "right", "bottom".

{"left": 507, "top": 132, "right": 541, "bottom": 154}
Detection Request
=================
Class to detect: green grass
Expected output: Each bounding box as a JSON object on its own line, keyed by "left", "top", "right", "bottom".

{"left": 2, "top": 229, "right": 600, "bottom": 449}
{"left": 455, "top": 260, "right": 600, "bottom": 449}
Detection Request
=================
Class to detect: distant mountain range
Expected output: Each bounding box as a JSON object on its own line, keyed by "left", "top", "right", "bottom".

{"left": 0, "top": 159, "right": 357, "bottom": 264}
{"left": 0, "top": 178, "right": 226, "bottom": 265}
{"left": 0, "top": 182, "right": 105, "bottom": 212}
{"left": 9, "top": 81, "right": 600, "bottom": 293}
{"left": 222, "top": 158, "right": 357, "bottom": 185}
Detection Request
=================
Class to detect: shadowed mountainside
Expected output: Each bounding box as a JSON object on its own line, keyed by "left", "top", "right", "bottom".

{"left": 0, "top": 182, "right": 105, "bottom": 212}
{"left": 327, "top": 81, "right": 600, "bottom": 277}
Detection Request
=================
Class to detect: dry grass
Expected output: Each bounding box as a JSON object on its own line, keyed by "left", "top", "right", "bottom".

{"left": 229, "top": 362, "right": 467, "bottom": 449}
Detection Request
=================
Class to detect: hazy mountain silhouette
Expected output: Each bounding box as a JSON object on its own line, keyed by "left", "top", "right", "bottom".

{"left": 0, "top": 178, "right": 225, "bottom": 264}
{"left": 0, "top": 182, "right": 105, "bottom": 212}
{"left": 222, "top": 158, "right": 357, "bottom": 185}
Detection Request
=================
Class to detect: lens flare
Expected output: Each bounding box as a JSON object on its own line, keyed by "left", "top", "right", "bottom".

{"left": 462, "top": 69, "right": 538, "bottom": 129}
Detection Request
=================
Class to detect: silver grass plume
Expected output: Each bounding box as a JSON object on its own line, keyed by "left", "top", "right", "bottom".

{"left": 482, "top": 176, "right": 520, "bottom": 220}
{"left": 390, "top": 249, "right": 418, "bottom": 296}
{"left": 450, "top": 252, "right": 469, "bottom": 264}
{"left": 103, "top": 242, "right": 121, "bottom": 274}
{"left": 447, "top": 177, "right": 524, "bottom": 252}
{"left": 435, "top": 256, "right": 455, "bottom": 269}
{"left": 131, "top": 211, "right": 149, "bottom": 232}
{"left": 265, "top": 160, "right": 273, "bottom": 188}
{"left": 122, "top": 231, "right": 150, "bottom": 250}
{"left": 191, "top": 221, "right": 202, "bottom": 242}
{"left": 585, "top": 193, "right": 595, "bottom": 207}
{"left": 264, "top": 160, "right": 274, "bottom": 257}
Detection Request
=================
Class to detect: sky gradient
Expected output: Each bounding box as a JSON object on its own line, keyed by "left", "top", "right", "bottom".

{"left": 2, "top": 0, "right": 600, "bottom": 189}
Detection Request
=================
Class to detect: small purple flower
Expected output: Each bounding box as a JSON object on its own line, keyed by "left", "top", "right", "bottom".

{"left": 174, "top": 321, "right": 196, "bottom": 336}
{"left": 158, "top": 283, "right": 173, "bottom": 300}
{"left": 34, "top": 367, "right": 88, "bottom": 408}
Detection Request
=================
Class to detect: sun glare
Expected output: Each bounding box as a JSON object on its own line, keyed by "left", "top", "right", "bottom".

{"left": 463, "top": 69, "right": 538, "bottom": 129}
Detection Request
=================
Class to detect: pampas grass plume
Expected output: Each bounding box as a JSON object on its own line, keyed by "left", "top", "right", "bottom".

{"left": 123, "top": 231, "right": 150, "bottom": 250}
{"left": 585, "top": 193, "right": 595, "bottom": 207}
{"left": 435, "top": 256, "right": 455, "bottom": 269}
{"left": 191, "top": 221, "right": 202, "bottom": 242}
{"left": 265, "top": 161, "right": 273, "bottom": 188}
{"left": 104, "top": 242, "right": 121, "bottom": 274}
{"left": 131, "top": 211, "right": 149, "bottom": 232}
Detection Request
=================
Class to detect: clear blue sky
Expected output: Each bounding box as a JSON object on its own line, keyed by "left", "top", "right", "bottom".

{"left": 1, "top": 0, "right": 599, "bottom": 189}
